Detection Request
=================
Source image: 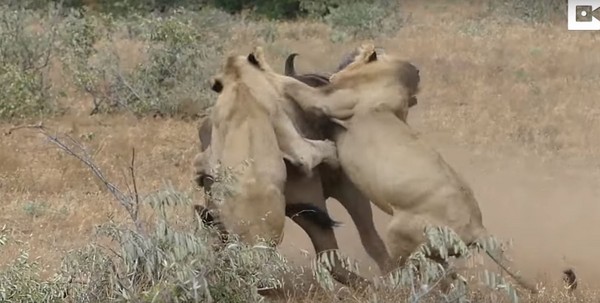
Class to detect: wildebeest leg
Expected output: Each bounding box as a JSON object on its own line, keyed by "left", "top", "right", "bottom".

{"left": 284, "top": 169, "right": 372, "bottom": 291}
{"left": 290, "top": 207, "right": 372, "bottom": 291}
{"left": 324, "top": 170, "right": 394, "bottom": 275}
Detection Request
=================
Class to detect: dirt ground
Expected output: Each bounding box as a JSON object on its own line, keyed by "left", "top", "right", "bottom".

{"left": 279, "top": 107, "right": 600, "bottom": 285}
{"left": 1, "top": 1, "right": 599, "bottom": 301}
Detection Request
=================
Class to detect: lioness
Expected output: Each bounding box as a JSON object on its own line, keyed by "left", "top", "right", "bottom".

{"left": 194, "top": 49, "right": 393, "bottom": 290}
{"left": 282, "top": 43, "right": 547, "bottom": 294}
{"left": 198, "top": 46, "right": 339, "bottom": 247}
{"left": 284, "top": 51, "right": 419, "bottom": 114}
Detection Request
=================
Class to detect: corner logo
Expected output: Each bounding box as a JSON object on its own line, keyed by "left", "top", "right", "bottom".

{"left": 568, "top": 0, "right": 600, "bottom": 30}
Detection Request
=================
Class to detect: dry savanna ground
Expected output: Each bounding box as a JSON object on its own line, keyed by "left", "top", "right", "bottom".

{"left": 1, "top": 1, "right": 599, "bottom": 302}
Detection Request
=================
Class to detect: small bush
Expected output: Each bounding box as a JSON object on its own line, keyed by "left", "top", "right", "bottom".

{"left": 324, "top": 0, "right": 405, "bottom": 42}
{"left": 486, "top": 0, "right": 566, "bottom": 23}
{"left": 0, "top": 251, "right": 69, "bottom": 303}
{"left": 213, "top": 0, "right": 303, "bottom": 20}
{"left": 0, "top": 186, "right": 291, "bottom": 302}
{"left": 59, "top": 7, "right": 234, "bottom": 117}
{"left": 0, "top": 5, "right": 61, "bottom": 120}
{"left": 313, "top": 226, "right": 522, "bottom": 303}
{"left": 122, "top": 8, "right": 232, "bottom": 117}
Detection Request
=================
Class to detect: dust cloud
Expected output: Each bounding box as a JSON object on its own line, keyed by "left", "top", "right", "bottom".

{"left": 278, "top": 108, "right": 600, "bottom": 286}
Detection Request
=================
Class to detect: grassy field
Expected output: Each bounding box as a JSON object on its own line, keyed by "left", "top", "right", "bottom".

{"left": 1, "top": 0, "right": 599, "bottom": 302}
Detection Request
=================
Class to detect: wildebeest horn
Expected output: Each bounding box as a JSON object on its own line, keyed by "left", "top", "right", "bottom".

{"left": 285, "top": 53, "right": 299, "bottom": 76}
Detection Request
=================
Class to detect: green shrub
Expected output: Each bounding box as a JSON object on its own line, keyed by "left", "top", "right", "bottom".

{"left": 0, "top": 251, "right": 68, "bottom": 303}
{"left": 0, "top": 186, "right": 291, "bottom": 302}
{"left": 485, "top": 0, "right": 566, "bottom": 23}
{"left": 59, "top": 7, "right": 234, "bottom": 117}
{"left": 210, "top": 0, "right": 301, "bottom": 19}
{"left": 313, "top": 226, "right": 522, "bottom": 303}
{"left": 324, "top": 0, "right": 404, "bottom": 41}
{"left": 122, "top": 8, "right": 232, "bottom": 117}
{"left": 0, "top": 5, "right": 62, "bottom": 120}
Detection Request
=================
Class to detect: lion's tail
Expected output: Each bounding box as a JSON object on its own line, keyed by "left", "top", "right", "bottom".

{"left": 466, "top": 227, "right": 539, "bottom": 294}
{"left": 285, "top": 203, "right": 340, "bottom": 230}
{"left": 480, "top": 246, "right": 540, "bottom": 294}
{"left": 471, "top": 228, "right": 577, "bottom": 295}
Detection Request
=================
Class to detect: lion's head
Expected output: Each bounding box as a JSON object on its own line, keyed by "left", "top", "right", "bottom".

{"left": 329, "top": 43, "right": 420, "bottom": 110}
{"left": 208, "top": 47, "right": 286, "bottom": 130}
{"left": 210, "top": 46, "right": 277, "bottom": 97}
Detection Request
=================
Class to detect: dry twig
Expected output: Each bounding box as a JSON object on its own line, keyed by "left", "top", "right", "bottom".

{"left": 6, "top": 122, "right": 146, "bottom": 234}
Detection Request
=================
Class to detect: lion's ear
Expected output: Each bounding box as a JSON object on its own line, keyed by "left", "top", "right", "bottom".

{"left": 408, "top": 96, "right": 418, "bottom": 107}
{"left": 367, "top": 51, "right": 378, "bottom": 63}
{"left": 247, "top": 53, "right": 261, "bottom": 68}
{"left": 211, "top": 77, "right": 223, "bottom": 93}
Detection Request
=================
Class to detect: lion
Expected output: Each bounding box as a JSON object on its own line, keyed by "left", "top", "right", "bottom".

{"left": 196, "top": 46, "right": 340, "bottom": 247}
{"left": 193, "top": 49, "right": 394, "bottom": 290}
{"left": 281, "top": 43, "right": 562, "bottom": 295}
{"left": 284, "top": 50, "right": 418, "bottom": 112}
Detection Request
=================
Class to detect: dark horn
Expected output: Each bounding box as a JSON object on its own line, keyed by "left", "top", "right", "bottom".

{"left": 284, "top": 53, "right": 299, "bottom": 76}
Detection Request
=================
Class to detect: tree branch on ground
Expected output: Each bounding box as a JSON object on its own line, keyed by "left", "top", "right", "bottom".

{"left": 5, "top": 122, "right": 146, "bottom": 235}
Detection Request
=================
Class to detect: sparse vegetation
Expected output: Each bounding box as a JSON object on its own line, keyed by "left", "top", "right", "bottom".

{"left": 1, "top": 126, "right": 525, "bottom": 302}
{"left": 0, "top": 0, "right": 597, "bottom": 302}
{"left": 0, "top": 5, "right": 62, "bottom": 120}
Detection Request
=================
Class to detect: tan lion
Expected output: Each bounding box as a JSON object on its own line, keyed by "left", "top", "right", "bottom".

{"left": 281, "top": 43, "right": 564, "bottom": 294}
{"left": 198, "top": 46, "right": 339, "bottom": 247}
{"left": 193, "top": 49, "right": 394, "bottom": 290}
{"left": 284, "top": 51, "right": 418, "bottom": 110}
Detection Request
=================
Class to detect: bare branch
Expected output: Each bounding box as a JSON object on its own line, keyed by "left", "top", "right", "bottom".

{"left": 130, "top": 148, "right": 140, "bottom": 221}
{"left": 7, "top": 123, "right": 146, "bottom": 235}
{"left": 5, "top": 121, "right": 43, "bottom": 136}
{"left": 116, "top": 71, "right": 145, "bottom": 105}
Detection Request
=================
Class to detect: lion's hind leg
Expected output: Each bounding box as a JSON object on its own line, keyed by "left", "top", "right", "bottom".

{"left": 385, "top": 212, "right": 426, "bottom": 268}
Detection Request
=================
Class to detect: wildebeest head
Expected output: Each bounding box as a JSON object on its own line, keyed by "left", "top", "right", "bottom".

{"left": 284, "top": 53, "right": 331, "bottom": 87}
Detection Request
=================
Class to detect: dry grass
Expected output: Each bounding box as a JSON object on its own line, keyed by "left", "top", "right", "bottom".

{"left": 1, "top": 1, "right": 599, "bottom": 302}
